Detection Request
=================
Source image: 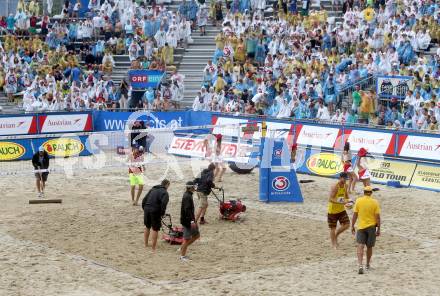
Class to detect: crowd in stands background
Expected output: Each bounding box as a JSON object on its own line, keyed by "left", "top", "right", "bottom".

{"left": 0, "top": 0, "right": 194, "bottom": 111}
{"left": 0, "top": 0, "right": 438, "bottom": 133}
{"left": 190, "top": 0, "right": 439, "bottom": 132}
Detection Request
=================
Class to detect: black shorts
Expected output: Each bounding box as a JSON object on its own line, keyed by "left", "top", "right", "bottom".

{"left": 35, "top": 172, "right": 49, "bottom": 182}
{"left": 144, "top": 211, "right": 161, "bottom": 231}
{"left": 356, "top": 226, "right": 377, "bottom": 247}
{"left": 183, "top": 225, "right": 200, "bottom": 240}
{"left": 327, "top": 211, "right": 350, "bottom": 228}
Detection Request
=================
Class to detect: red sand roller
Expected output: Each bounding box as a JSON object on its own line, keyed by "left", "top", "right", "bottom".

{"left": 161, "top": 214, "right": 184, "bottom": 245}
{"left": 211, "top": 188, "right": 246, "bottom": 222}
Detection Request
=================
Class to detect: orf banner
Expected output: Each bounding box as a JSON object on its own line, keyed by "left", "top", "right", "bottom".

{"left": 410, "top": 164, "right": 440, "bottom": 192}
{"left": 366, "top": 158, "right": 416, "bottom": 186}
{"left": 376, "top": 75, "right": 413, "bottom": 99}
{"left": 128, "top": 70, "right": 165, "bottom": 89}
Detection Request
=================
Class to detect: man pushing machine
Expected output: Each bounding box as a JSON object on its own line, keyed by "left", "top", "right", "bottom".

{"left": 32, "top": 147, "right": 49, "bottom": 198}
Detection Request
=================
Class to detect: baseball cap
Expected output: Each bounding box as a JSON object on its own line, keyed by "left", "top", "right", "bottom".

{"left": 38, "top": 146, "right": 44, "bottom": 152}
{"left": 186, "top": 181, "right": 196, "bottom": 188}
{"left": 138, "top": 146, "right": 144, "bottom": 151}
{"left": 364, "top": 186, "right": 373, "bottom": 192}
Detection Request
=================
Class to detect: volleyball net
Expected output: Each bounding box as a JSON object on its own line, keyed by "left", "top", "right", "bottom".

{"left": 0, "top": 122, "right": 262, "bottom": 177}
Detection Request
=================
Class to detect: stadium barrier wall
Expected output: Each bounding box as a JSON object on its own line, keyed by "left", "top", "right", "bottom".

{"left": 209, "top": 113, "right": 440, "bottom": 192}
{"left": 1, "top": 111, "right": 438, "bottom": 192}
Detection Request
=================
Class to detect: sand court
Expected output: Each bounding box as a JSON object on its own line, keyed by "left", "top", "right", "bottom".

{"left": 1, "top": 159, "right": 439, "bottom": 295}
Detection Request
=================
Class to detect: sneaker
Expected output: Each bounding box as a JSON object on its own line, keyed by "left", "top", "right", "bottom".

{"left": 358, "top": 266, "right": 364, "bottom": 274}
{"left": 180, "top": 256, "right": 191, "bottom": 262}
{"left": 366, "top": 265, "right": 370, "bottom": 271}
{"left": 37, "top": 192, "right": 43, "bottom": 198}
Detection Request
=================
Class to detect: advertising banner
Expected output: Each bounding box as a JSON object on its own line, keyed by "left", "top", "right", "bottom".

{"left": 344, "top": 129, "right": 395, "bottom": 155}
{"left": 366, "top": 158, "right": 416, "bottom": 186}
{"left": 295, "top": 124, "right": 340, "bottom": 148}
{"left": 0, "top": 116, "right": 37, "bottom": 136}
{"left": 0, "top": 136, "right": 91, "bottom": 161}
{"left": 0, "top": 141, "right": 28, "bottom": 161}
{"left": 128, "top": 70, "right": 164, "bottom": 89}
{"left": 93, "top": 111, "right": 188, "bottom": 131}
{"left": 397, "top": 135, "right": 440, "bottom": 162}
{"left": 167, "top": 136, "right": 253, "bottom": 163}
{"left": 39, "top": 113, "right": 93, "bottom": 134}
{"left": 376, "top": 75, "right": 413, "bottom": 99}
{"left": 304, "top": 151, "right": 343, "bottom": 176}
{"left": 410, "top": 165, "right": 440, "bottom": 191}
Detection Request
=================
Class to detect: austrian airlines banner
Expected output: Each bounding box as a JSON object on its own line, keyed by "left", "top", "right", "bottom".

{"left": 344, "top": 129, "right": 395, "bottom": 155}
{"left": 0, "top": 116, "right": 37, "bottom": 136}
{"left": 39, "top": 113, "right": 93, "bottom": 133}
{"left": 398, "top": 135, "right": 440, "bottom": 161}
{"left": 295, "top": 124, "right": 340, "bottom": 148}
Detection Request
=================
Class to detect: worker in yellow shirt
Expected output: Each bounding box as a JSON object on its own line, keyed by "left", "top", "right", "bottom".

{"left": 351, "top": 186, "right": 381, "bottom": 275}
{"left": 327, "top": 173, "right": 351, "bottom": 249}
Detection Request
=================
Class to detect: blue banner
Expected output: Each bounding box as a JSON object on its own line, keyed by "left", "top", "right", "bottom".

{"left": 128, "top": 70, "right": 165, "bottom": 89}
{"left": 92, "top": 111, "right": 211, "bottom": 131}
{"left": 0, "top": 135, "right": 92, "bottom": 161}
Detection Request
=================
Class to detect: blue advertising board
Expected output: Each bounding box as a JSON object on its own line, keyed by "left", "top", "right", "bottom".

{"left": 92, "top": 111, "right": 211, "bottom": 131}
{"left": 0, "top": 135, "right": 92, "bottom": 161}
{"left": 128, "top": 70, "right": 165, "bottom": 89}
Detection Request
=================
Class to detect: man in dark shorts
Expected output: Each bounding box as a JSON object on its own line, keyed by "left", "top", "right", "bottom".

{"left": 195, "top": 163, "right": 216, "bottom": 224}
{"left": 180, "top": 181, "right": 200, "bottom": 262}
{"left": 327, "top": 172, "right": 351, "bottom": 249}
{"left": 32, "top": 147, "right": 49, "bottom": 198}
{"left": 142, "top": 179, "right": 170, "bottom": 252}
{"left": 351, "top": 186, "right": 381, "bottom": 274}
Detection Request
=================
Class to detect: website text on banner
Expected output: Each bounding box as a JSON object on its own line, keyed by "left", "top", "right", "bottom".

{"left": 128, "top": 70, "right": 165, "bottom": 89}
{"left": 410, "top": 165, "right": 440, "bottom": 192}
{"left": 0, "top": 116, "right": 37, "bottom": 136}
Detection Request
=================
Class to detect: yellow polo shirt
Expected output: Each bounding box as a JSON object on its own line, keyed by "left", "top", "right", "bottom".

{"left": 354, "top": 195, "right": 381, "bottom": 230}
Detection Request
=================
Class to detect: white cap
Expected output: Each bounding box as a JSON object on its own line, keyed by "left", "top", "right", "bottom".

{"left": 138, "top": 146, "right": 144, "bottom": 151}
{"left": 38, "top": 146, "right": 44, "bottom": 152}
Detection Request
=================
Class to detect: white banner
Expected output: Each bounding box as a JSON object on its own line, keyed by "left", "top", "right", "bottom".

{"left": 40, "top": 114, "right": 91, "bottom": 133}
{"left": 0, "top": 116, "right": 35, "bottom": 135}
{"left": 399, "top": 135, "right": 440, "bottom": 161}
{"left": 346, "top": 130, "right": 394, "bottom": 154}
{"left": 168, "top": 136, "right": 253, "bottom": 162}
{"left": 296, "top": 125, "right": 340, "bottom": 148}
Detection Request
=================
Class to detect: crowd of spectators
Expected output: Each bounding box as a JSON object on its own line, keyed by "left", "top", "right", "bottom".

{"left": 0, "top": 0, "right": 193, "bottom": 112}
{"left": 191, "top": 0, "right": 439, "bottom": 132}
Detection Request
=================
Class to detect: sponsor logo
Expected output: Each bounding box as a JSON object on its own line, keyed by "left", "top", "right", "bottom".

{"left": 272, "top": 176, "right": 290, "bottom": 191}
{"left": 0, "top": 142, "right": 26, "bottom": 161}
{"left": 306, "top": 153, "right": 343, "bottom": 176}
{"left": 43, "top": 138, "right": 84, "bottom": 157}
{"left": 302, "top": 131, "right": 332, "bottom": 139}
{"left": 274, "top": 149, "right": 282, "bottom": 158}
{"left": 410, "top": 165, "right": 440, "bottom": 190}
{"left": 46, "top": 118, "right": 82, "bottom": 127}
{"left": 405, "top": 142, "right": 440, "bottom": 152}
{"left": 350, "top": 137, "right": 384, "bottom": 145}
{"left": 0, "top": 121, "right": 25, "bottom": 129}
